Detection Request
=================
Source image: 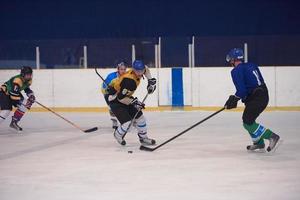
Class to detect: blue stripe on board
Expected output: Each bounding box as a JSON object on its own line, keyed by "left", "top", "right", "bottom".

{"left": 172, "top": 68, "right": 184, "bottom": 107}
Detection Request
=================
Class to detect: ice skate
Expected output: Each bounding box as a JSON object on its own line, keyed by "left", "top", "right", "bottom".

{"left": 10, "top": 118, "right": 23, "bottom": 132}
{"left": 139, "top": 137, "right": 156, "bottom": 146}
{"left": 267, "top": 133, "right": 280, "bottom": 152}
{"left": 247, "top": 143, "right": 265, "bottom": 153}
{"left": 113, "top": 129, "right": 126, "bottom": 146}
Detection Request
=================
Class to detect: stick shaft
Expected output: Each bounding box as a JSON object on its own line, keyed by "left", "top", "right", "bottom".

{"left": 142, "top": 107, "right": 225, "bottom": 151}
{"left": 122, "top": 93, "right": 149, "bottom": 138}
{"left": 95, "top": 68, "right": 109, "bottom": 87}
{"left": 35, "top": 101, "right": 85, "bottom": 132}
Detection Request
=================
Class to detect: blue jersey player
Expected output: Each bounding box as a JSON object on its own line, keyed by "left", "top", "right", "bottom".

{"left": 101, "top": 62, "right": 127, "bottom": 129}
{"left": 224, "top": 48, "right": 280, "bottom": 152}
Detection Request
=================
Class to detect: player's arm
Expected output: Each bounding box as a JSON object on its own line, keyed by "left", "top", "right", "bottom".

{"left": 24, "top": 87, "right": 35, "bottom": 103}
{"left": 144, "top": 66, "right": 157, "bottom": 94}
{"left": 24, "top": 79, "right": 34, "bottom": 96}
{"left": 225, "top": 70, "right": 245, "bottom": 109}
{"left": 102, "top": 73, "right": 117, "bottom": 95}
{"left": 116, "top": 78, "right": 137, "bottom": 105}
{"left": 231, "top": 70, "right": 247, "bottom": 100}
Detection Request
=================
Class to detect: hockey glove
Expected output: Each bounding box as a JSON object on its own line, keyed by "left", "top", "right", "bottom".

{"left": 28, "top": 93, "right": 36, "bottom": 103}
{"left": 225, "top": 95, "right": 240, "bottom": 109}
{"left": 106, "top": 86, "right": 117, "bottom": 95}
{"left": 131, "top": 97, "right": 145, "bottom": 110}
{"left": 147, "top": 78, "right": 157, "bottom": 94}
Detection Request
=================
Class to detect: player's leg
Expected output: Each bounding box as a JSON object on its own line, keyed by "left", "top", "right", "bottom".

{"left": 243, "top": 87, "right": 280, "bottom": 152}
{"left": 0, "top": 91, "right": 12, "bottom": 125}
{"left": 10, "top": 97, "right": 34, "bottom": 131}
{"left": 129, "top": 105, "right": 156, "bottom": 145}
{"left": 109, "top": 110, "right": 118, "bottom": 129}
{"left": 104, "top": 94, "right": 118, "bottom": 129}
{"left": 110, "top": 103, "right": 132, "bottom": 145}
{"left": 0, "top": 110, "right": 11, "bottom": 124}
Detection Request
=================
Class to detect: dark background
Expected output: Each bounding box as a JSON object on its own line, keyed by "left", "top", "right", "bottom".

{"left": 0, "top": 0, "right": 300, "bottom": 67}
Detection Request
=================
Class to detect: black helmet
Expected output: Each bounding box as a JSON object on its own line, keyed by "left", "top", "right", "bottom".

{"left": 21, "top": 66, "right": 33, "bottom": 77}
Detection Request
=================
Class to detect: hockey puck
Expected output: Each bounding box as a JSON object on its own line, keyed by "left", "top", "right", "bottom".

{"left": 128, "top": 151, "right": 133, "bottom": 154}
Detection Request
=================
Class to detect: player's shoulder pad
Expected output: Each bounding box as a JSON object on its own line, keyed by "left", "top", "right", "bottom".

{"left": 13, "top": 77, "right": 23, "bottom": 87}
{"left": 108, "top": 71, "right": 118, "bottom": 78}
{"left": 106, "top": 72, "right": 118, "bottom": 82}
{"left": 120, "top": 77, "right": 137, "bottom": 91}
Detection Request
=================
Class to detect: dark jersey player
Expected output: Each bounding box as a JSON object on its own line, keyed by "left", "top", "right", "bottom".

{"left": 107, "top": 60, "right": 156, "bottom": 146}
{"left": 0, "top": 66, "right": 36, "bottom": 131}
{"left": 224, "top": 48, "right": 280, "bottom": 152}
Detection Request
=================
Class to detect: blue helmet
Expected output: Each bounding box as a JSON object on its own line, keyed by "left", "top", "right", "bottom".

{"left": 226, "top": 48, "right": 244, "bottom": 62}
{"left": 132, "top": 60, "right": 145, "bottom": 71}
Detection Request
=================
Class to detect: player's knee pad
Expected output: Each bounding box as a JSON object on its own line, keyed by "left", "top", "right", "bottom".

{"left": 134, "top": 115, "right": 147, "bottom": 134}
{"left": 0, "top": 110, "right": 11, "bottom": 123}
{"left": 116, "top": 121, "right": 130, "bottom": 136}
{"left": 17, "top": 99, "right": 29, "bottom": 113}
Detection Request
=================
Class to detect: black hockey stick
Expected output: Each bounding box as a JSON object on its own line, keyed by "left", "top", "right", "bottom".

{"left": 95, "top": 67, "right": 109, "bottom": 87}
{"left": 122, "top": 93, "right": 149, "bottom": 139}
{"left": 140, "top": 107, "right": 225, "bottom": 152}
{"left": 35, "top": 101, "right": 98, "bottom": 133}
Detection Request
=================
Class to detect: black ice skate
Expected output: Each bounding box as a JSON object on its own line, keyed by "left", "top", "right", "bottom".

{"left": 247, "top": 143, "right": 265, "bottom": 152}
{"left": 267, "top": 133, "right": 280, "bottom": 152}
{"left": 139, "top": 137, "right": 156, "bottom": 146}
{"left": 113, "top": 129, "right": 126, "bottom": 146}
{"left": 10, "top": 119, "right": 23, "bottom": 132}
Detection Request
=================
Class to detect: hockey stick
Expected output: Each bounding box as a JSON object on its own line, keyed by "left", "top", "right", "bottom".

{"left": 35, "top": 101, "right": 98, "bottom": 133}
{"left": 140, "top": 107, "right": 225, "bottom": 152}
{"left": 95, "top": 67, "right": 109, "bottom": 87}
{"left": 122, "top": 93, "right": 149, "bottom": 139}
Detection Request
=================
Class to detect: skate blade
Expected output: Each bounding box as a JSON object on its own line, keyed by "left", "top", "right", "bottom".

{"left": 247, "top": 148, "right": 266, "bottom": 153}
{"left": 9, "top": 127, "right": 22, "bottom": 133}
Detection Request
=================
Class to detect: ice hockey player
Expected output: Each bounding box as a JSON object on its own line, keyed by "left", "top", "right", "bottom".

{"left": 0, "top": 66, "right": 35, "bottom": 131}
{"left": 224, "top": 48, "right": 280, "bottom": 152}
{"left": 101, "top": 61, "right": 127, "bottom": 129}
{"left": 107, "top": 60, "right": 157, "bottom": 146}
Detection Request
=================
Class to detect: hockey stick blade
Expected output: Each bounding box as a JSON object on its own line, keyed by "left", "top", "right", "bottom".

{"left": 139, "top": 145, "right": 155, "bottom": 152}
{"left": 84, "top": 127, "right": 98, "bottom": 133}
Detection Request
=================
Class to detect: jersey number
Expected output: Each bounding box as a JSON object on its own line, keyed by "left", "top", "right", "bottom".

{"left": 252, "top": 70, "right": 261, "bottom": 86}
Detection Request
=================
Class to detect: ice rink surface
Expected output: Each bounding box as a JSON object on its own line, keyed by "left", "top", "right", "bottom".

{"left": 0, "top": 110, "right": 300, "bottom": 200}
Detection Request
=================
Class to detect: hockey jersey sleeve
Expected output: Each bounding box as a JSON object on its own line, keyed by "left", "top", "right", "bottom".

{"left": 9, "top": 78, "right": 23, "bottom": 100}
{"left": 116, "top": 78, "right": 137, "bottom": 105}
{"left": 231, "top": 68, "right": 247, "bottom": 100}
{"left": 144, "top": 66, "right": 152, "bottom": 79}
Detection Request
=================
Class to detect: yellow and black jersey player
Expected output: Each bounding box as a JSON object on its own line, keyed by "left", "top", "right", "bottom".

{"left": 107, "top": 60, "right": 157, "bottom": 146}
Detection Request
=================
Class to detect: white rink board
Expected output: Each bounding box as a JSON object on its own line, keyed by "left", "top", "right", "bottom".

{"left": 0, "top": 66, "right": 300, "bottom": 107}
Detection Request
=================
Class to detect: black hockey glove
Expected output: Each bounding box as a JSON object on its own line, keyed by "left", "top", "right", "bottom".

{"left": 131, "top": 97, "right": 145, "bottom": 110}
{"left": 225, "top": 95, "right": 240, "bottom": 109}
{"left": 106, "top": 86, "right": 117, "bottom": 95}
{"left": 147, "top": 78, "right": 157, "bottom": 94}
